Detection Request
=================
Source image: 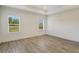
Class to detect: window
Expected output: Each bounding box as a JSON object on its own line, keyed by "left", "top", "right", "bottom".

{"left": 39, "top": 19, "right": 44, "bottom": 30}
{"left": 8, "top": 16, "right": 20, "bottom": 32}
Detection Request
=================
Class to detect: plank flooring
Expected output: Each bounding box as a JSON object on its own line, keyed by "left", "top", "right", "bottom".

{"left": 0, "top": 35, "right": 79, "bottom": 53}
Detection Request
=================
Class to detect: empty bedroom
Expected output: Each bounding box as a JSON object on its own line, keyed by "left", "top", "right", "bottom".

{"left": 0, "top": 5, "right": 79, "bottom": 53}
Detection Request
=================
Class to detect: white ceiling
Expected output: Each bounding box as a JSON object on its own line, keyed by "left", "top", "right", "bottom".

{"left": 5, "top": 5, "right": 79, "bottom": 15}
{"left": 30, "top": 5, "right": 64, "bottom": 12}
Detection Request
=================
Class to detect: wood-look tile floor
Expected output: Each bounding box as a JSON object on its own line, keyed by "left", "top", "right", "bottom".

{"left": 0, "top": 35, "right": 79, "bottom": 53}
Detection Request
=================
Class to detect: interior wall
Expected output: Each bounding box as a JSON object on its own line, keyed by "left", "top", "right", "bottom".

{"left": 0, "top": 6, "right": 47, "bottom": 43}
{"left": 47, "top": 8, "right": 79, "bottom": 42}
{"left": 0, "top": 6, "right": 1, "bottom": 38}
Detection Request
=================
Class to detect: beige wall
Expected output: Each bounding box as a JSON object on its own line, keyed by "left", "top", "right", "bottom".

{"left": 0, "top": 6, "right": 47, "bottom": 43}
{"left": 47, "top": 8, "right": 79, "bottom": 42}
{"left": 0, "top": 7, "right": 1, "bottom": 38}
{"left": 0, "top": 6, "right": 2, "bottom": 38}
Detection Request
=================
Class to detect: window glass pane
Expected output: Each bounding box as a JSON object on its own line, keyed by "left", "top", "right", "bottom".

{"left": 39, "top": 19, "right": 43, "bottom": 29}
{"left": 8, "top": 16, "right": 20, "bottom": 32}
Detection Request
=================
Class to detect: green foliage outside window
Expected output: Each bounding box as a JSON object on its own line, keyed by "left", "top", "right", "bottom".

{"left": 39, "top": 23, "right": 43, "bottom": 29}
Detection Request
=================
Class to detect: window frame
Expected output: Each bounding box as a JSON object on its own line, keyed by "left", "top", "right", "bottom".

{"left": 8, "top": 15, "right": 21, "bottom": 33}
{"left": 39, "top": 19, "right": 44, "bottom": 30}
